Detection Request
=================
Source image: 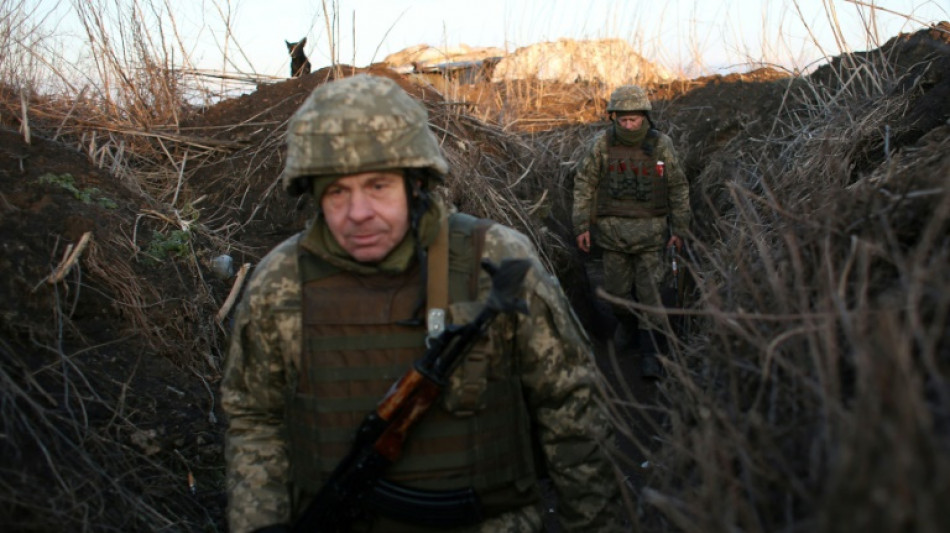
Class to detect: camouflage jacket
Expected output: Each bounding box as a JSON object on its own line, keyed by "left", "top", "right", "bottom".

{"left": 221, "top": 215, "right": 622, "bottom": 533}
{"left": 573, "top": 128, "right": 691, "bottom": 254}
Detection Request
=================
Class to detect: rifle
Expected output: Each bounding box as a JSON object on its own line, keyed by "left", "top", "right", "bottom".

{"left": 668, "top": 242, "right": 680, "bottom": 309}
{"left": 292, "top": 258, "right": 532, "bottom": 533}
{"left": 656, "top": 159, "right": 680, "bottom": 310}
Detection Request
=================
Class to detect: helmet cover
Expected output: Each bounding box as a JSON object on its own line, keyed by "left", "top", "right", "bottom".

{"left": 282, "top": 74, "right": 449, "bottom": 196}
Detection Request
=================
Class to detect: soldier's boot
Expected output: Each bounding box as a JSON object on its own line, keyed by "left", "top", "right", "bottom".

{"left": 612, "top": 322, "right": 637, "bottom": 352}
{"left": 612, "top": 312, "right": 640, "bottom": 353}
{"left": 638, "top": 329, "right": 664, "bottom": 380}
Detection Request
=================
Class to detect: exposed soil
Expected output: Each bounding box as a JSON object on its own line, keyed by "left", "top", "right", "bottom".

{"left": 2, "top": 22, "right": 948, "bottom": 532}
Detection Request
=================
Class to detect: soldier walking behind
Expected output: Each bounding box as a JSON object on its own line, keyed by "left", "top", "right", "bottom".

{"left": 572, "top": 85, "right": 691, "bottom": 380}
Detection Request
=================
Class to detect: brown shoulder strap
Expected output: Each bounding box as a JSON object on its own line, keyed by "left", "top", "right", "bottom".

{"left": 426, "top": 214, "right": 449, "bottom": 337}
{"left": 468, "top": 221, "right": 491, "bottom": 298}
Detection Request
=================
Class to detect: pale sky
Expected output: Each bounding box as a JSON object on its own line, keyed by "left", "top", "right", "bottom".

{"left": 26, "top": 0, "right": 950, "bottom": 84}
{"left": 202, "top": 0, "right": 948, "bottom": 76}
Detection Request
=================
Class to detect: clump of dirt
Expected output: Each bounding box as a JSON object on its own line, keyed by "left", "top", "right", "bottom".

{"left": 674, "top": 22, "right": 950, "bottom": 230}
{"left": 804, "top": 20, "right": 950, "bottom": 178}
{"left": 653, "top": 67, "right": 796, "bottom": 175}
{"left": 0, "top": 127, "right": 226, "bottom": 530}
{"left": 2, "top": 132, "right": 105, "bottom": 321}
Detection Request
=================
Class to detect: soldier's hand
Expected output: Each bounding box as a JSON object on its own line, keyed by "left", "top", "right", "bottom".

{"left": 666, "top": 234, "right": 683, "bottom": 252}
{"left": 577, "top": 231, "right": 591, "bottom": 253}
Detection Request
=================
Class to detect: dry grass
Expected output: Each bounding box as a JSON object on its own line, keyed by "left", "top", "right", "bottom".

{"left": 617, "top": 34, "right": 950, "bottom": 531}
{"left": 0, "top": 298, "right": 220, "bottom": 531}
{"left": 1, "top": 1, "right": 948, "bottom": 531}
{"left": 0, "top": 6, "right": 244, "bottom": 528}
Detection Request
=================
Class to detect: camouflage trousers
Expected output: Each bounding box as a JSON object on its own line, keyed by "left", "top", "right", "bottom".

{"left": 472, "top": 505, "right": 543, "bottom": 532}
{"left": 602, "top": 247, "right": 667, "bottom": 331}
{"left": 349, "top": 504, "right": 543, "bottom": 532}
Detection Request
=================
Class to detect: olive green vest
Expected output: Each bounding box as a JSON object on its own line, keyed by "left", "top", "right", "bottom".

{"left": 287, "top": 213, "right": 540, "bottom": 524}
{"left": 596, "top": 131, "right": 670, "bottom": 219}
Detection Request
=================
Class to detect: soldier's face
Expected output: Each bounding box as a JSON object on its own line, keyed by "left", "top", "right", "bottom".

{"left": 616, "top": 113, "right": 645, "bottom": 130}
{"left": 321, "top": 171, "right": 410, "bottom": 263}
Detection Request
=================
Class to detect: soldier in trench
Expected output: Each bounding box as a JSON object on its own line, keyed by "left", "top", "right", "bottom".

{"left": 572, "top": 85, "right": 691, "bottom": 380}
{"left": 221, "top": 74, "right": 623, "bottom": 532}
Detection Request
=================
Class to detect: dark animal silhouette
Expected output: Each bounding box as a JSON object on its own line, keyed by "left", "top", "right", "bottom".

{"left": 286, "top": 38, "right": 311, "bottom": 77}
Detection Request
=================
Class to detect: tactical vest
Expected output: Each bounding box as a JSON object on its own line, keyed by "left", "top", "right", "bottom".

{"left": 595, "top": 130, "right": 670, "bottom": 219}
{"left": 287, "top": 213, "right": 540, "bottom": 526}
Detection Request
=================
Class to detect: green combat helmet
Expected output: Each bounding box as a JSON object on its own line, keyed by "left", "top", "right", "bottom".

{"left": 281, "top": 74, "right": 449, "bottom": 196}
{"left": 606, "top": 85, "right": 652, "bottom": 113}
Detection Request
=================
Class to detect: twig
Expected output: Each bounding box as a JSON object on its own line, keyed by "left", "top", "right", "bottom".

{"left": 0, "top": 191, "right": 19, "bottom": 212}
{"left": 843, "top": 0, "right": 934, "bottom": 27}
{"left": 216, "top": 262, "right": 251, "bottom": 324}
{"left": 172, "top": 149, "right": 189, "bottom": 207}
{"left": 1, "top": 337, "right": 58, "bottom": 407}
{"left": 19, "top": 106, "right": 246, "bottom": 151}
{"left": 20, "top": 90, "right": 30, "bottom": 145}
{"left": 45, "top": 232, "right": 93, "bottom": 285}
{"left": 177, "top": 68, "right": 284, "bottom": 83}
{"left": 595, "top": 287, "right": 838, "bottom": 321}
{"left": 54, "top": 86, "right": 88, "bottom": 141}
{"left": 190, "top": 366, "right": 218, "bottom": 425}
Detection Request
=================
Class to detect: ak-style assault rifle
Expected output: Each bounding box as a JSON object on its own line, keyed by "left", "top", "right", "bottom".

{"left": 292, "top": 258, "right": 532, "bottom": 533}
{"left": 656, "top": 159, "right": 680, "bottom": 310}
{"left": 668, "top": 241, "right": 679, "bottom": 308}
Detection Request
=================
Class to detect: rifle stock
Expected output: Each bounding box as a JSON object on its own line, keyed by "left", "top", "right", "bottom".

{"left": 292, "top": 258, "right": 531, "bottom": 532}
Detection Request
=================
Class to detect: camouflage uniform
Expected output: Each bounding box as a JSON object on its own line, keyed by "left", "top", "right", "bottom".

{"left": 572, "top": 86, "right": 690, "bottom": 377}
{"left": 222, "top": 75, "right": 622, "bottom": 533}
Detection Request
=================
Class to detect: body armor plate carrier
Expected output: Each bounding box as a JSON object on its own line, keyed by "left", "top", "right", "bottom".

{"left": 288, "top": 213, "right": 539, "bottom": 528}
{"left": 596, "top": 130, "right": 670, "bottom": 219}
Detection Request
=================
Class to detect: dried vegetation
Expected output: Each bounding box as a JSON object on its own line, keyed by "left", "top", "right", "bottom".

{"left": 0, "top": 1, "right": 948, "bottom": 531}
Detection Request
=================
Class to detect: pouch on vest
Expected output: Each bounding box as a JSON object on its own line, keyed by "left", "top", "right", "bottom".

{"left": 597, "top": 135, "right": 670, "bottom": 218}
{"left": 291, "top": 212, "right": 540, "bottom": 519}
{"left": 440, "top": 214, "right": 498, "bottom": 415}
